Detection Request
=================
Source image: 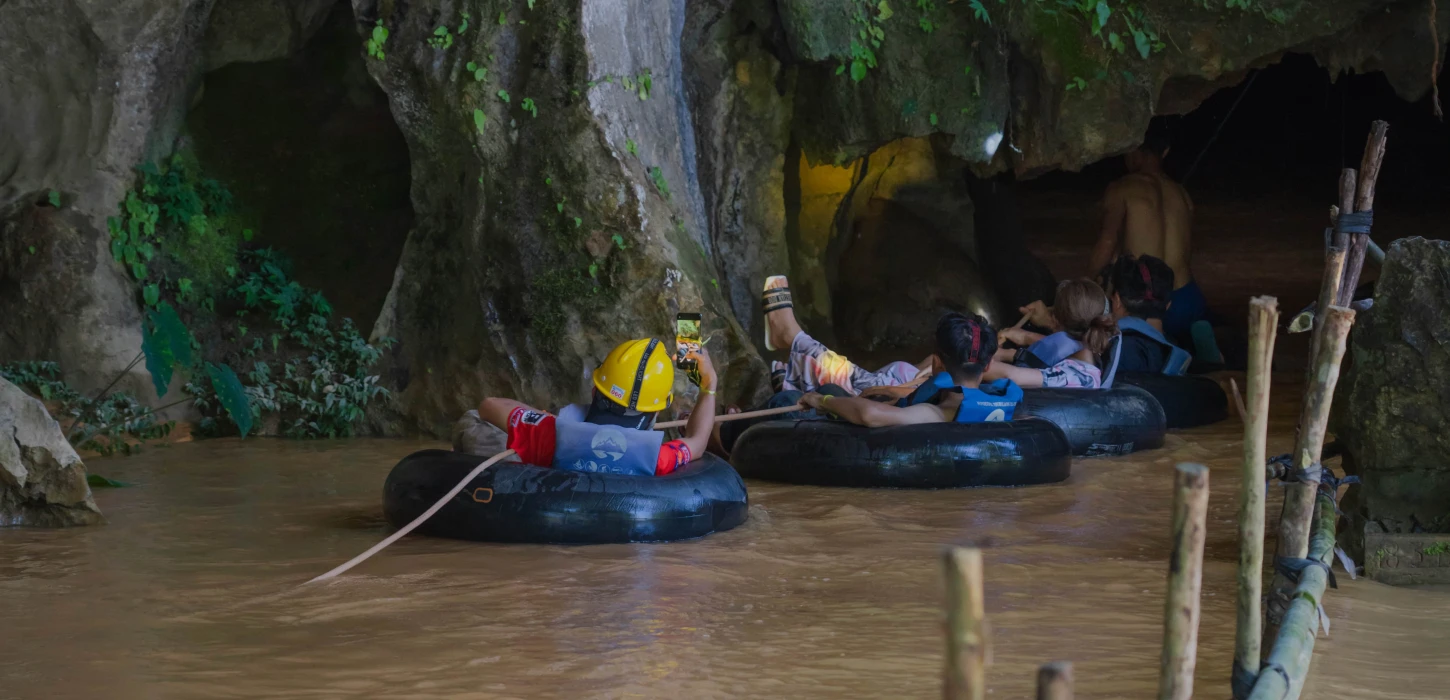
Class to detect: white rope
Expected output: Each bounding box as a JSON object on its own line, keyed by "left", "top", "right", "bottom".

{"left": 303, "top": 449, "right": 518, "bottom": 585}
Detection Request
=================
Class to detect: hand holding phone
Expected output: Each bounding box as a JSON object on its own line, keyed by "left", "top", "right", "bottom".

{"left": 675, "top": 312, "right": 703, "bottom": 385}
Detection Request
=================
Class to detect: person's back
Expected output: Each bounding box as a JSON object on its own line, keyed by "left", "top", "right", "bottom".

{"left": 1115, "top": 171, "right": 1193, "bottom": 289}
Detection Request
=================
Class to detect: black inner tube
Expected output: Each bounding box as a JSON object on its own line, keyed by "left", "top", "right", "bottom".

{"left": 382, "top": 450, "right": 749, "bottom": 544}
{"left": 1018, "top": 386, "right": 1167, "bottom": 456}
{"left": 730, "top": 418, "right": 1072, "bottom": 489}
{"left": 1113, "top": 371, "right": 1228, "bottom": 429}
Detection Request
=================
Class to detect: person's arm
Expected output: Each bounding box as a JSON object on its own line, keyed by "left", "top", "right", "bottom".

{"left": 982, "top": 358, "right": 1045, "bottom": 388}
{"left": 1018, "top": 300, "right": 1060, "bottom": 331}
{"left": 800, "top": 392, "right": 943, "bottom": 427}
{"left": 478, "top": 397, "right": 529, "bottom": 430}
{"left": 999, "top": 327, "right": 1044, "bottom": 347}
{"left": 675, "top": 348, "right": 718, "bottom": 460}
{"left": 1090, "top": 182, "right": 1126, "bottom": 275}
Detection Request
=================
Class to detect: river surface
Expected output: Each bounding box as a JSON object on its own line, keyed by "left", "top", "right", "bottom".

{"left": 3, "top": 394, "right": 1448, "bottom": 699}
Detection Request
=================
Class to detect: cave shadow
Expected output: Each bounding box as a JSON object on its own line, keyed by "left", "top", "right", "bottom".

{"left": 186, "top": 2, "right": 413, "bottom": 335}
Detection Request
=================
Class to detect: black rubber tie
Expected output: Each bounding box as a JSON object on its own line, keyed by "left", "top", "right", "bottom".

{"left": 1334, "top": 209, "right": 1374, "bottom": 236}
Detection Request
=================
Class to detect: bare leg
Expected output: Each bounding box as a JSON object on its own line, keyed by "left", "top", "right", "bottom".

{"left": 763, "top": 275, "right": 803, "bottom": 351}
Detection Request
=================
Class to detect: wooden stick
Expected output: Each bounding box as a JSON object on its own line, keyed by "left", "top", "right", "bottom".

{"left": 654, "top": 403, "right": 803, "bottom": 430}
{"left": 1247, "top": 491, "right": 1338, "bottom": 700}
{"left": 1233, "top": 297, "right": 1279, "bottom": 699}
{"left": 1354, "top": 121, "right": 1390, "bottom": 213}
{"left": 1014, "top": 313, "right": 1031, "bottom": 329}
{"left": 304, "top": 449, "right": 518, "bottom": 584}
{"left": 1277, "top": 305, "right": 1355, "bottom": 563}
{"left": 1036, "top": 661, "right": 1074, "bottom": 700}
{"left": 1307, "top": 247, "right": 1346, "bottom": 372}
{"left": 1332, "top": 169, "right": 1357, "bottom": 249}
{"left": 943, "top": 547, "right": 987, "bottom": 700}
{"left": 1338, "top": 122, "right": 1390, "bottom": 307}
{"left": 1159, "top": 463, "right": 1209, "bottom": 700}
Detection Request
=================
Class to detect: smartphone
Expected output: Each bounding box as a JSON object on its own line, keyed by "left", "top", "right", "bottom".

{"left": 675, "top": 313, "right": 702, "bottom": 380}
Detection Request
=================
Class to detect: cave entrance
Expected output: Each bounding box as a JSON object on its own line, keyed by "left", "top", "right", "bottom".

{"left": 786, "top": 137, "right": 1054, "bottom": 364}
{"left": 187, "top": 1, "right": 413, "bottom": 336}
{"left": 1017, "top": 53, "right": 1450, "bottom": 358}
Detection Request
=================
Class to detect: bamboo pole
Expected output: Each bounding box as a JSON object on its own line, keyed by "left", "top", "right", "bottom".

{"left": 1337, "top": 121, "right": 1390, "bottom": 307}
{"left": 1247, "top": 491, "right": 1338, "bottom": 700}
{"left": 1233, "top": 297, "right": 1279, "bottom": 699}
{"left": 943, "top": 547, "right": 987, "bottom": 700}
{"left": 1159, "top": 463, "right": 1210, "bottom": 700}
{"left": 1036, "top": 661, "right": 1074, "bottom": 700}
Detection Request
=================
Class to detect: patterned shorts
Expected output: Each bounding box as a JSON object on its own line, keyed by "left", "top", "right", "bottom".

{"left": 1039, "top": 359, "right": 1103, "bottom": 389}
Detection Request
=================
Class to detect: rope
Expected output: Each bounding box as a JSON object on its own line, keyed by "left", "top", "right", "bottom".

{"left": 1260, "top": 662, "right": 1293, "bottom": 700}
{"left": 1333, "top": 209, "right": 1374, "bottom": 236}
{"left": 1275, "top": 556, "right": 1338, "bottom": 590}
{"left": 1231, "top": 659, "right": 1259, "bottom": 700}
{"left": 303, "top": 449, "right": 518, "bottom": 584}
{"left": 1183, "top": 69, "right": 1261, "bottom": 187}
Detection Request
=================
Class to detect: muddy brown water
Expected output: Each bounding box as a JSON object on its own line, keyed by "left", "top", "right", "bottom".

{"left": 4, "top": 393, "right": 1448, "bottom": 698}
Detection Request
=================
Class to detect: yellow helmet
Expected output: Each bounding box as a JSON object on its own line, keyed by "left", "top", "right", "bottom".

{"left": 592, "top": 338, "right": 674, "bottom": 413}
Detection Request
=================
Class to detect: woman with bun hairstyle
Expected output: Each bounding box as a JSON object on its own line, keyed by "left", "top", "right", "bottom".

{"left": 984, "top": 278, "right": 1118, "bottom": 389}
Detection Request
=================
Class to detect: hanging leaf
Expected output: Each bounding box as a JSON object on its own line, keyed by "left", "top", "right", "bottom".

{"left": 1134, "top": 30, "right": 1151, "bottom": 59}
{"left": 151, "top": 302, "right": 194, "bottom": 368}
{"left": 850, "top": 59, "right": 868, "bottom": 82}
{"left": 876, "top": 1, "right": 893, "bottom": 21}
{"left": 47, "top": 190, "right": 61, "bottom": 207}
{"left": 130, "top": 262, "right": 148, "bottom": 280}
{"left": 929, "top": 112, "right": 939, "bottom": 126}
{"left": 142, "top": 321, "right": 174, "bottom": 398}
{"left": 207, "top": 363, "right": 254, "bottom": 437}
{"left": 573, "top": 217, "right": 582, "bottom": 228}
{"left": 143, "top": 284, "right": 160, "bottom": 307}
{"left": 87, "top": 474, "right": 134, "bottom": 488}
{"left": 497, "top": 89, "right": 510, "bottom": 103}
{"left": 1108, "top": 32, "right": 1125, "bottom": 53}
{"left": 473, "top": 108, "right": 487, "bottom": 133}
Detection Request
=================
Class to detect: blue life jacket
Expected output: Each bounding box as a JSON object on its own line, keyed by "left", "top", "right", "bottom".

{"left": 1021, "top": 332, "right": 1083, "bottom": 368}
{"left": 1019, "top": 331, "right": 1125, "bottom": 389}
{"left": 552, "top": 419, "right": 664, "bottom": 476}
{"left": 1116, "top": 317, "right": 1191, "bottom": 376}
{"left": 898, "top": 372, "right": 1023, "bottom": 422}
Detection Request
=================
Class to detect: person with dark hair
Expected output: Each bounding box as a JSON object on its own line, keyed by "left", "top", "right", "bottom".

{"left": 715, "top": 309, "right": 1022, "bottom": 455}
{"left": 987, "top": 278, "right": 1119, "bottom": 389}
{"left": 797, "top": 312, "right": 1022, "bottom": 427}
{"left": 1107, "top": 253, "right": 1192, "bottom": 374}
{"left": 1087, "top": 129, "right": 1218, "bottom": 362}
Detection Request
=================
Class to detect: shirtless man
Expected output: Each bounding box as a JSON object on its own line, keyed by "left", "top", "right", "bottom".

{"left": 1088, "top": 133, "right": 1209, "bottom": 349}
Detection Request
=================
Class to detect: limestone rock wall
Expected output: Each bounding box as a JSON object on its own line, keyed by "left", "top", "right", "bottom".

{"left": 0, "top": 378, "right": 103, "bottom": 527}
{"left": 354, "top": 0, "right": 770, "bottom": 434}
{"left": 1337, "top": 237, "right": 1450, "bottom": 557}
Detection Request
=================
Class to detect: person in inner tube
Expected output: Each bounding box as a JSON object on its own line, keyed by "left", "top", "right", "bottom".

{"left": 984, "top": 278, "right": 1119, "bottom": 389}
{"left": 794, "top": 312, "right": 1021, "bottom": 427}
{"left": 476, "top": 338, "right": 717, "bottom": 476}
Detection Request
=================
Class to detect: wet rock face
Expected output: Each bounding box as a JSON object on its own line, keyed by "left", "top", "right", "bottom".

{"left": 776, "top": 0, "right": 1444, "bottom": 174}
{"left": 356, "top": 0, "right": 770, "bottom": 434}
{"left": 1338, "top": 238, "right": 1450, "bottom": 552}
{"left": 0, "top": 378, "right": 103, "bottom": 528}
